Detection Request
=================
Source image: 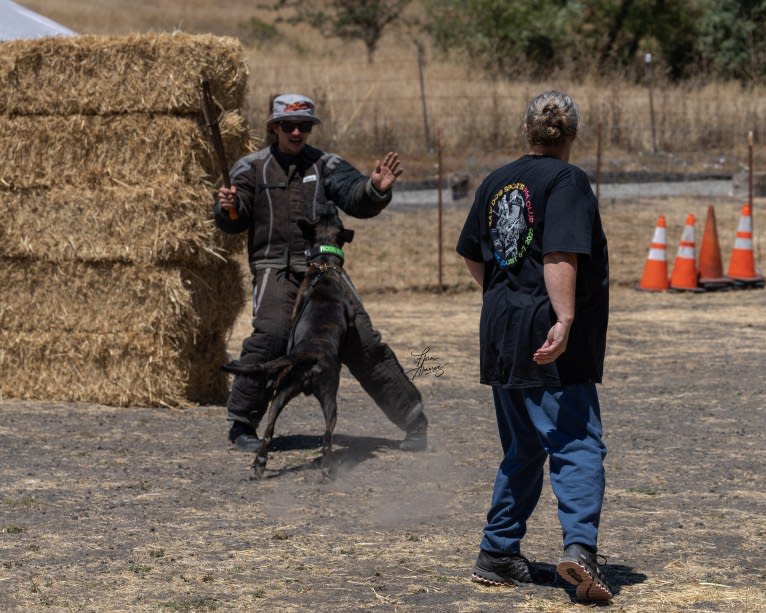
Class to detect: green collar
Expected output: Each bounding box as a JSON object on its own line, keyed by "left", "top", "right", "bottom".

{"left": 318, "top": 245, "right": 344, "bottom": 258}
{"left": 306, "top": 244, "right": 344, "bottom": 261}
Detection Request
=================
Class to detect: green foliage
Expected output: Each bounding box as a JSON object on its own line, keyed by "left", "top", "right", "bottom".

{"left": 696, "top": 0, "right": 766, "bottom": 81}
{"left": 426, "top": 0, "right": 578, "bottom": 77}
{"left": 239, "top": 16, "right": 280, "bottom": 46}
{"left": 579, "top": 0, "right": 702, "bottom": 80}
{"left": 266, "top": 0, "right": 412, "bottom": 63}
{"left": 424, "top": 0, "right": 766, "bottom": 82}
{"left": 253, "top": 0, "right": 766, "bottom": 81}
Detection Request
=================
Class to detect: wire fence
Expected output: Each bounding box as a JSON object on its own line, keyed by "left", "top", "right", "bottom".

{"left": 238, "top": 53, "right": 766, "bottom": 292}
{"left": 243, "top": 53, "right": 766, "bottom": 181}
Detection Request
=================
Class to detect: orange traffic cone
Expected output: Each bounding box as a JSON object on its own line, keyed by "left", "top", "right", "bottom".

{"left": 637, "top": 215, "right": 669, "bottom": 291}
{"left": 670, "top": 213, "right": 702, "bottom": 291}
{"left": 727, "top": 203, "right": 764, "bottom": 288}
{"left": 698, "top": 205, "right": 733, "bottom": 290}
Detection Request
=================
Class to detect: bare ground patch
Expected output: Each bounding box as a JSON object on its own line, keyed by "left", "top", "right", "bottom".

{"left": 2, "top": 282, "right": 766, "bottom": 612}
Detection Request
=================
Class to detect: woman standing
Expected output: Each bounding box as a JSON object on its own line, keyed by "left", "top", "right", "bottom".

{"left": 456, "top": 91, "right": 613, "bottom": 602}
{"left": 215, "top": 93, "right": 428, "bottom": 454}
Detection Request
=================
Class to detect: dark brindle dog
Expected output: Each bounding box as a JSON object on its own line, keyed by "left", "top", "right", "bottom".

{"left": 223, "top": 209, "right": 355, "bottom": 478}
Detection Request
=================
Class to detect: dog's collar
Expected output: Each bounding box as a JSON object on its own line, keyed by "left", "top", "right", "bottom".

{"left": 308, "top": 262, "right": 342, "bottom": 274}
{"left": 305, "top": 244, "right": 344, "bottom": 262}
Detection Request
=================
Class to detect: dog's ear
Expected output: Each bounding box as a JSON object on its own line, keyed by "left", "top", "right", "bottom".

{"left": 339, "top": 228, "right": 354, "bottom": 245}
{"left": 296, "top": 218, "right": 316, "bottom": 242}
{"left": 318, "top": 201, "right": 336, "bottom": 217}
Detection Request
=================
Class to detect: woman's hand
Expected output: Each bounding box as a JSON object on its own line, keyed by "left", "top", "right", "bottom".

{"left": 371, "top": 152, "right": 403, "bottom": 193}
{"left": 533, "top": 320, "right": 571, "bottom": 365}
{"left": 218, "top": 185, "right": 237, "bottom": 214}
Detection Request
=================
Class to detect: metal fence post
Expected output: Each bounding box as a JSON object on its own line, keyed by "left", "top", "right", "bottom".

{"left": 644, "top": 53, "right": 657, "bottom": 153}
{"left": 437, "top": 131, "right": 443, "bottom": 291}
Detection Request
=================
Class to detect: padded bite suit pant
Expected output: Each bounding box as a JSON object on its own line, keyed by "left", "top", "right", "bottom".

{"left": 481, "top": 383, "right": 607, "bottom": 555}
{"left": 226, "top": 266, "right": 426, "bottom": 433}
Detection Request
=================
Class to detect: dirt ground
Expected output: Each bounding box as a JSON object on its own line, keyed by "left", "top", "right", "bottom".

{"left": 2, "top": 279, "right": 766, "bottom": 612}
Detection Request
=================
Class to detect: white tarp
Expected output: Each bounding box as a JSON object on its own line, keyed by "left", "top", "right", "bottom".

{"left": 0, "top": 0, "right": 76, "bottom": 41}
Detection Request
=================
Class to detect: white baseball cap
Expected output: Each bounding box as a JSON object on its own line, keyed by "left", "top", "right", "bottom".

{"left": 266, "top": 93, "right": 321, "bottom": 125}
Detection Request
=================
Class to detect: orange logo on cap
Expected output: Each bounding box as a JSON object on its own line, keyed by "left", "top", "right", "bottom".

{"left": 284, "top": 101, "right": 312, "bottom": 112}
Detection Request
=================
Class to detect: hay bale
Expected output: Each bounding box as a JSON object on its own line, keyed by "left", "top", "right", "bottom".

{"left": 0, "top": 257, "right": 246, "bottom": 406}
{"left": 0, "top": 258, "right": 246, "bottom": 334}
{"left": 0, "top": 33, "right": 253, "bottom": 407}
{"left": 0, "top": 111, "right": 251, "bottom": 189}
{"left": 0, "top": 329, "right": 231, "bottom": 406}
{"left": 0, "top": 182, "right": 244, "bottom": 265}
{"left": 0, "top": 33, "right": 248, "bottom": 116}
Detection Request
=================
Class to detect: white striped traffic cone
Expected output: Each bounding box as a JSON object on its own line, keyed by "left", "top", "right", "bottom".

{"left": 637, "top": 215, "right": 669, "bottom": 291}
{"left": 727, "top": 203, "right": 764, "bottom": 288}
{"left": 670, "top": 213, "right": 702, "bottom": 291}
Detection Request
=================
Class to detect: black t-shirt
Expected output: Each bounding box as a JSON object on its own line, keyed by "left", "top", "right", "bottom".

{"left": 456, "top": 154, "right": 609, "bottom": 388}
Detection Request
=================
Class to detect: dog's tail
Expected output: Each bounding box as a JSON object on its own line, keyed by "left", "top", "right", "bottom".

{"left": 263, "top": 352, "right": 320, "bottom": 392}
{"left": 221, "top": 355, "right": 268, "bottom": 377}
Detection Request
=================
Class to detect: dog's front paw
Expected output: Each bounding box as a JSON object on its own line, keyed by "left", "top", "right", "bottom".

{"left": 250, "top": 454, "right": 267, "bottom": 480}
{"left": 320, "top": 463, "right": 336, "bottom": 481}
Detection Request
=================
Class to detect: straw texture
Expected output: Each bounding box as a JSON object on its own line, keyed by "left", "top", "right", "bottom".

{"left": 1, "top": 33, "right": 253, "bottom": 407}
{"left": 0, "top": 33, "right": 247, "bottom": 115}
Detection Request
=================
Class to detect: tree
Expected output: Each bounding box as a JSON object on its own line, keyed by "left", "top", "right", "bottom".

{"left": 584, "top": 0, "right": 702, "bottom": 80}
{"left": 267, "top": 0, "right": 412, "bottom": 64}
{"left": 426, "top": 0, "right": 706, "bottom": 81}
{"left": 425, "top": 0, "right": 578, "bottom": 78}
{"left": 696, "top": 0, "right": 766, "bottom": 82}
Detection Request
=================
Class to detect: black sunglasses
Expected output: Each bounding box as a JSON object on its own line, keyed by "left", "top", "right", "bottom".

{"left": 279, "top": 121, "right": 313, "bottom": 134}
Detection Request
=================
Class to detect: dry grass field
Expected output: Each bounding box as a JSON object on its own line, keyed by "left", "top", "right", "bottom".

{"left": 3, "top": 3, "right": 766, "bottom": 612}
{"left": 23, "top": 0, "right": 766, "bottom": 177}
{"left": 340, "top": 192, "right": 764, "bottom": 295}
{"left": 2, "top": 194, "right": 766, "bottom": 612}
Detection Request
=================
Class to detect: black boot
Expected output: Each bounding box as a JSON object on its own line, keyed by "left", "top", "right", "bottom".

{"left": 228, "top": 421, "right": 261, "bottom": 452}
{"left": 556, "top": 544, "right": 614, "bottom": 602}
{"left": 400, "top": 416, "right": 428, "bottom": 452}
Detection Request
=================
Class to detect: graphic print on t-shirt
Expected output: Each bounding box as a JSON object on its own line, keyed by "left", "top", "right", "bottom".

{"left": 488, "top": 182, "right": 535, "bottom": 269}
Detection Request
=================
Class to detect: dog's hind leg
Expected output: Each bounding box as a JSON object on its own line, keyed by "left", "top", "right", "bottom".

{"left": 251, "top": 386, "right": 298, "bottom": 479}
{"left": 316, "top": 380, "right": 340, "bottom": 479}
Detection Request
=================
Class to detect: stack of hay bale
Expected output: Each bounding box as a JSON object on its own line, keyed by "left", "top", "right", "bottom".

{"left": 0, "top": 33, "right": 252, "bottom": 407}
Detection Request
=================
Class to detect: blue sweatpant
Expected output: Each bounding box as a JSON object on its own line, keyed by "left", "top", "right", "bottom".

{"left": 480, "top": 383, "right": 607, "bottom": 555}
